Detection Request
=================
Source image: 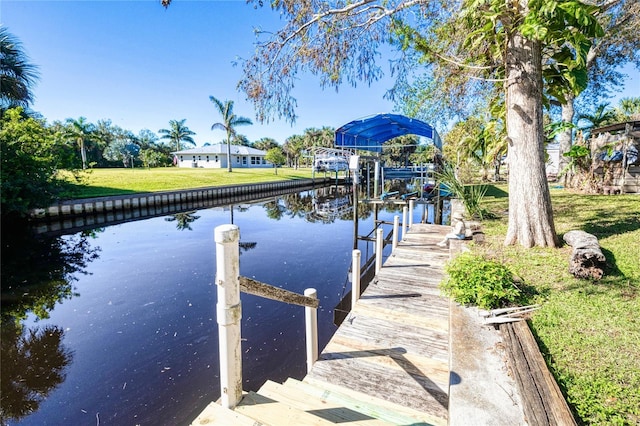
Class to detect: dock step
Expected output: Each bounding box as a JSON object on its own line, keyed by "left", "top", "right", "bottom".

{"left": 258, "top": 380, "right": 386, "bottom": 425}
{"left": 190, "top": 400, "right": 264, "bottom": 425}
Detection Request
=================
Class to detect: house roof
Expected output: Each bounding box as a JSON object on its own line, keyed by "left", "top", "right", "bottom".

{"left": 592, "top": 120, "right": 640, "bottom": 138}
{"left": 334, "top": 113, "right": 442, "bottom": 153}
{"left": 173, "top": 144, "right": 267, "bottom": 156}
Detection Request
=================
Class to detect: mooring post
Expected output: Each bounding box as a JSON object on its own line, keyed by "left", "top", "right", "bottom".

{"left": 408, "top": 199, "right": 415, "bottom": 228}
{"left": 351, "top": 249, "right": 361, "bottom": 311}
{"left": 392, "top": 215, "right": 399, "bottom": 251}
{"left": 375, "top": 228, "right": 383, "bottom": 274}
{"left": 304, "top": 288, "right": 318, "bottom": 373}
{"left": 214, "top": 224, "right": 242, "bottom": 409}
{"left": 402, "top": 206, "right": 408, "bottom": 240}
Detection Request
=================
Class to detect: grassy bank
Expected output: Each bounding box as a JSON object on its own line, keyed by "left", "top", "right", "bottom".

{"left": 59, "top": 167, "right": 316, "bottom": 199}
{"left": 477, "top": 186, "right": 640, "bottom": 425}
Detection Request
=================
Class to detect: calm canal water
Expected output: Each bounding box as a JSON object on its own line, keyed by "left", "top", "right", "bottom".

{"left": 1, "top": 185, "right": 434, "bottom": 425}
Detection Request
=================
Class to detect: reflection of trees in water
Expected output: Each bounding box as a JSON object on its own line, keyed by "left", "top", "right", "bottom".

{"left": 0, "top": 324, "right": 73, "bottom": 425}
{"left": 1, "top": 220, "right": 101, "bottom": 325}
{"left": 165, "top": 211, "right": 201, "bottom": 230}
{"left": 0, "top": 219, "right": 98, "bottom": 423}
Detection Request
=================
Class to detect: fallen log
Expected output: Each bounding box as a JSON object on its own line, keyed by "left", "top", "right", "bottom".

{"left": 562, "top": 230, "right": 606, "bottom": 280}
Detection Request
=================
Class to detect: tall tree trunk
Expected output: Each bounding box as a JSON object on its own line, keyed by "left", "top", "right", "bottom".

{"left": 558, "top": 95, "right": 575, "bottom": 186}
{"left": 80, "top": 138, "right": 87, "bottom": 170}
{"left": 504, "top": 9, "right": 558, "bottom": 248}
{"left": 226, "top": 132, "right": 233, "bottom": 173}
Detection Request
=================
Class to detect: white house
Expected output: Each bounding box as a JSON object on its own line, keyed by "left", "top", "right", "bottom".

{"left": 546, "top": 143, "right": 560, "bottom": 177}
{"left": 173, "top": 144, "right": 271, "bottom": 169}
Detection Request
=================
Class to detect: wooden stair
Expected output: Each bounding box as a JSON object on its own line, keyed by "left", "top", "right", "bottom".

{"left": 191, "top": 377, "right": 445, "bottom": 425}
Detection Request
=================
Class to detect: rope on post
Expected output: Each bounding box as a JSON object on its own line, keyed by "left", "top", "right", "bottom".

{"left": 214, "top": 224, "right": 243, "bottom": 409}
{"left": 304, "top": 288, "right": 318, "bottom": 373}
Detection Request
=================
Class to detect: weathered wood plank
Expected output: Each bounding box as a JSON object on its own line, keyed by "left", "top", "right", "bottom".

{"left": 289, "top": 377, "right": 447, "bottom": 426}
{"left": 239, "top": 276, "right": 318, "bottom": 308}
{"left": 322, "top": 339, "right": 450, "bottom": 390}
{"left": 500, "top": 321, "right": 577, "bottom": 426}
{"left": 309, "top": 352, "right": 449, "bottom": 418}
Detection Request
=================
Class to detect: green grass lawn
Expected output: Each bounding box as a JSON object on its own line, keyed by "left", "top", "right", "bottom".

{"left": 478, "top": 186, "right": 640, "bottom": 425}
{"left": 60, "top": 167, "right": 316, "bottom": 199}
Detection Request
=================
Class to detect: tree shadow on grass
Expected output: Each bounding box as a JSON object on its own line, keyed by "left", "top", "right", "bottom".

{"left": 582, "top": 216, "right": 640, "bottom": 240}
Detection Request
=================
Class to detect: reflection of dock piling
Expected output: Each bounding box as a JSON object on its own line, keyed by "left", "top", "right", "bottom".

{"left": 194, "top": 223, "right": 452, "bottom": 425}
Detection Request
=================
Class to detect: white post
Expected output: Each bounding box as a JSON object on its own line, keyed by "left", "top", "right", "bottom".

{"left": 392, "top": 215, "right": 399, "bottom": 251}
{"left": 402, "top": 206, "right": 408, "bottom": 241}
{"left": 214, "top": 224, "right": 243, "bottom": 409}
{"left": 374, "top": 160, "right": 380, "bottom": 198}
{"left": 351, "top": 250, "right": 361, "bottom": 310}
{"left": 409, "top": 199, "right": 415, "bottom": 228}
{"left": 375, "top": 228, "right": 383, "bottom": 274}
{"left": 304, "top": 288, "right": 318, "bottom": 373}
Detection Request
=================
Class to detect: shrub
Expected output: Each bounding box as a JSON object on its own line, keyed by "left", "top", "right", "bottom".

{"left": 441, "top": 252, "right": 521, "bottom": 309}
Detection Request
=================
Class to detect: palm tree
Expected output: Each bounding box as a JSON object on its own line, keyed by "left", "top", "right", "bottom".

{"left": 1, "top": 27, "right": 39, "bottom": 110}
{"left": 577, "top": 104, "right": 616, "bottom": 139}
{"left": 65, "top": 117, "right": 96, "bottom": 170}
{"left": 158, "top": 119, "right": 196, "bottom": 152}
{"left": 209, "top": 96, "right": 253, "bottom": 172}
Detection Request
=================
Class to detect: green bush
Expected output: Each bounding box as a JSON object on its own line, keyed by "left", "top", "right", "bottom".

{"left": 441, "top": 252, "right": 521, "bottom": 309}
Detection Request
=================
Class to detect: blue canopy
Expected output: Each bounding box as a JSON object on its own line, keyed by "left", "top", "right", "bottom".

{"left": 334, "top": 113, "right": 441, "bottom": 153}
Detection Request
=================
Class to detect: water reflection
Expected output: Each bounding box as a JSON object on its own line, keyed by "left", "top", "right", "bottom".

{"left": 165, "top": 211, "right": 201, "bottom": 231}
{"left": 0, "top": 324, "right": 73, "bottom": 424}
{"left": 1, "top": 185, "right": 432, "bottom": 425}
{"left": 1, "top": 218, "right": 99, "bottom": 425}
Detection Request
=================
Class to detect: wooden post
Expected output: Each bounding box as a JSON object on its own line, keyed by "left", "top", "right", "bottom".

{"left": 392, "top": 215, "right": 399, "bottom": 251}
{"left": 214, "top": 224, "right": 243, "bottom": 409}
{"left": 402, "top": 206, "right": 408, "bottom": 241}
{"left": 304, "top": 288, "right": 318, "bottom": 373}
{"left": 408, "top": 199, "right": 414, "bottom": 228}
{"left": 375, "top": 228, "right": 383, "bottom": 274}
{"left": 351, "top": 250, "right": 361, "bottom": 310}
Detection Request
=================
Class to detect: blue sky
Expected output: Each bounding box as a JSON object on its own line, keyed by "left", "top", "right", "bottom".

{"left": 2, "top": 1, "right": 638, "bottom": 146}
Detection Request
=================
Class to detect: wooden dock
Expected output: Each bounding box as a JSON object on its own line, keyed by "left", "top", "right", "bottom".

{"left": 193, "top": 223, "right": 452, "bottom": 425}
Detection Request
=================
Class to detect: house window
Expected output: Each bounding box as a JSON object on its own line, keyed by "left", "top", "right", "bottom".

{"left": 206, "top": 156, "right": 209, "bottom": 162}
{"left": 237, "top": 157, "right": 240, "bottom": 163}
{"left": 251, "top": 156, "right": 260, "bottom": 165}
{"left": 242, "top": 157, "right": 247, "bottom": 165}
{"left": 215, "top": 156, "right": 218, "bottom": 162}
{"left": 198, "top": 156, "right": 202, "bottom": 161}
{"left": 262, "top": 158, "right": 267, "bottom": 164}
{"left": 180, "top": 156, "right": 183, "bottom": 161}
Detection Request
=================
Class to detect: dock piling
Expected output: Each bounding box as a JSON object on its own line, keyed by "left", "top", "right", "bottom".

{"left": 214, "top": 225, "right": 243, "bottom": 409}
{"left": 304, "top": 288, "right": 318, "bottom": 373}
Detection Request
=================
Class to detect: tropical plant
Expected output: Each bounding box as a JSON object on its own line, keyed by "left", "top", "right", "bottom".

{"left": 0, "top": 27, "right": 39, "bottom": 111}
{"left": 613, "top": 96, "right": 640, "bottom": 121}
{"left": 209, "top": 96, "right": 253, "bottom": 172}
{"left": 0, "top": 108, "right": 69, "bottom": 217}
{"left": 577, "top": 103, "right": 616, "bottom": 138}
{"left": 64, "top": 117, "right": 96, "bottom": 170}
{"left": 436, "top": 163, "right": 489, "bottom": 219}
{"left": 158, "top": 119, "right": 196, "bottom": 152}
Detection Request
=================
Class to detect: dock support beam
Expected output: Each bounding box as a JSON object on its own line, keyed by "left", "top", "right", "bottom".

{"left": 214, "top": 225, "right": 243, "bottom": 409}
{"left": 305, "top": 288, "right": 318, "bottom": 373}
